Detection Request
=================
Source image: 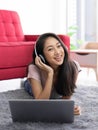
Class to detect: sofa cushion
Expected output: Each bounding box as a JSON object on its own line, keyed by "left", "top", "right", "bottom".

{"left": 0, "top": 42, "right": 35, "bottom": 68}
{"left": 0, "top": 10, "right": 24, "bottom": 42}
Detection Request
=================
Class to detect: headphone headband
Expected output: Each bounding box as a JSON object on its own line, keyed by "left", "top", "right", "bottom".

{"left": 34, "top": 43, "right": 38, "bottom": 56}
{"left": 34, "top": 43, "right": 45, "bottom": 63}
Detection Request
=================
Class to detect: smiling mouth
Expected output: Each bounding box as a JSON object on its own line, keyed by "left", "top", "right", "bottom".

{"left": 54, "top": 56, "right": 63, "bottom": 62}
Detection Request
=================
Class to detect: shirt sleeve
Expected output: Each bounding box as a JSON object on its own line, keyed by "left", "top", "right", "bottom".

{"left": 73, "top": 60, "right": 81, "bottom": 72}
{"left": 27, "top": 64, "right": 41, "bottom": 82}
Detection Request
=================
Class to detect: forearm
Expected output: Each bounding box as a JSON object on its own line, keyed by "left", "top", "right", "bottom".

{"left": 36, "top": 72, "right": 53, "bottom": 99}
{"left": 62, "top": 96, "right": 71, "bottom": 99}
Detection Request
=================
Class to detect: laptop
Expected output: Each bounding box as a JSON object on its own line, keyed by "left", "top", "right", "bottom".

{"left": 9, "top": 99, "right": 74, "bottom": 123}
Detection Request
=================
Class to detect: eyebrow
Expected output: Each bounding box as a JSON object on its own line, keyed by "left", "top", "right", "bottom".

{"left": 45, "top": 42, "right": 61, "bottom": 49}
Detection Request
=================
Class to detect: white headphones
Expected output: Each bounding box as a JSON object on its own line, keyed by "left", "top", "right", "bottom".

{"left": 34, "top": 44, "right": 45, "bottom": 63}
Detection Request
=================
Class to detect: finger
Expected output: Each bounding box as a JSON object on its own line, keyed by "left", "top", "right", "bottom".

{"left": 74, "top": 106, "right": 80, "bottom": 110}
{"left": 74, "top": 110, "right": 81, "bottom": 115}
{"left": 74, "top": 112, "right": 80, "bottom": 115}
{"left": 35, "top": 56, "right": 42, "bottom": 66}
{"left": 35, "top": 56, "right": 42, "bottom": 64}
{"left": 35, "top": 56, "right": 45, "bottom": 69}
{"left": 74, "top": 106, "right": 81, "bottom": 115}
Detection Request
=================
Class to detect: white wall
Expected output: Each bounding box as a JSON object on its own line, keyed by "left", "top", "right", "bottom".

{"left": 0, "top": 0, "right": 67, "bottom": 34}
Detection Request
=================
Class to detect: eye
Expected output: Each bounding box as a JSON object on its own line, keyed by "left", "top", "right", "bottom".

{"left": 48, "top": 48, "right": 53, "bottom": 51}
{"left": 57, "top": 44, "right": 62, "bottom": 48}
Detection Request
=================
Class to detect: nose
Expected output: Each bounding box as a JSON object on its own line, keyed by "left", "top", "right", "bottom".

{"left": 54, "top": 47, "right": 60, "bottom": 55}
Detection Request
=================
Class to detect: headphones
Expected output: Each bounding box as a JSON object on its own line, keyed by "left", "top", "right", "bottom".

{"left": 34, "top": 44, "right": 46, "bottom": 63}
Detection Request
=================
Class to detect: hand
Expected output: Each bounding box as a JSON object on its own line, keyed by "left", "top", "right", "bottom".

{"left": 35, "top": 56, "right": 54, "bottom": 74}
{"left": 74, "top": 105, "right": 81, "bottom": 115}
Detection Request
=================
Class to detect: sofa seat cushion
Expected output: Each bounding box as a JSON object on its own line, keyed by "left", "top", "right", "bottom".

{"left": 0, "top": 41, "right": 35, "bottom": 68}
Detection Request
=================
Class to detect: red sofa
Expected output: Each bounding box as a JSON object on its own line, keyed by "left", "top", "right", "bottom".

{"left": 0, "top": 10, "right": 70, "bottom": 80}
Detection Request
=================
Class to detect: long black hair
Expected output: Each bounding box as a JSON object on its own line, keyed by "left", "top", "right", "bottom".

{"left": 33, "top": 32, "right": 78, "bottom": 96}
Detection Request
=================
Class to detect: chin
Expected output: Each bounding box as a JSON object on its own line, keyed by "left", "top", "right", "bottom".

{"left": 55, "top": 61, "right": 63, "bottom": 65}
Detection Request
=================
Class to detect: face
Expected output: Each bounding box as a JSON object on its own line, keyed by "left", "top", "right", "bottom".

{"left": 43, "top": 37, "right": 65, "bottom": 70}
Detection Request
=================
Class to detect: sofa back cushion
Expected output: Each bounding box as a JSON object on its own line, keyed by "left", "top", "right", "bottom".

{"left": 0, "top": 10, "right": 24, "bottom": 42}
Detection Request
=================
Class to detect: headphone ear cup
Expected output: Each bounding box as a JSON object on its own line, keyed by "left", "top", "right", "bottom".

{"left": 39, "top": 55, "right": 45, "bottom": 63}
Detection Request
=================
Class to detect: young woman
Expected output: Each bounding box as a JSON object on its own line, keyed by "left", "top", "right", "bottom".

{"left": 24, "top": 33, "right": 81, "bottom": 115}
